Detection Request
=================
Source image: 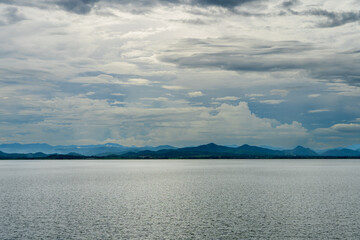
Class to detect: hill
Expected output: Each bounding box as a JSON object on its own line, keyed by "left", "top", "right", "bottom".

{"left": 0, "top": 143, "right": 359, "bottom": 159}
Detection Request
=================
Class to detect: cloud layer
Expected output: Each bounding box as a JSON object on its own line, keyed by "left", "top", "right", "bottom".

{"left": 1, "top": 0, "right": 360, "bottom": 148}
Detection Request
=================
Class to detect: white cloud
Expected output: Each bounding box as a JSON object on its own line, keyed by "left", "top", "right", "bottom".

{"left": 110, "top": 101, "right": 126, "bottom": 105}
{"left": 308, "top": 109, "right": 329, "bottom": 113}
{"left": 188, "top": 91, "right": 203, "bottom": 98}
{"left": 246, "top": 94, "right": 264, "bottom": 98}
{"left": 99, "top": 62, "right": 139, "bottom": 75}
{"left": 330, "top": 123, "right": 360, "bottom": 133}
{"left": 162, "top": 85, "right": 186, "bottom": 90}
{"left": 308, "top": 94, "right": 320, "bottom": 98}
{"left": 141, "top": 97, "right": 169, "bottom": 101}
{"left": 260, "top": 100, "right": 284, "bottom": 105}
{"left": 70, "top": 75, "right": 152, "bottom": 86}
{"left": 124, "top": 102, "right": 308, "bottom": 147}
{"left": 1, "top": 1, "right": 360, "bottom": 148}
{"left": 120, "top": 27, "right": 169, "bottom": 40}
{"left": 312, "top": 123, "right": 360, "bottom": 148}
{"left": 0, "top": 95, "right": 309, "bottom": 147}
{"left": 213, "top": 96, "right": 240, "bottom": 101}
{"left": 270, "top": 89, "right": 289, "bottom": 97}
{"left": 127, "top": 78, "right": 151, "bottom": 86}
{"left": 327, "top": 83, "right": 360, "bottom": 96}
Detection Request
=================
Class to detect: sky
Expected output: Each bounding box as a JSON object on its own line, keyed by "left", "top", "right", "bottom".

{"left": 0, "top": 0, "right": 360, "bottom": 148}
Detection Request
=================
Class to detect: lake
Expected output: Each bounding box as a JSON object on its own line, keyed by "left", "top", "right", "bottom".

{"left": 1, "top": 159, "right": 360, "bottom": 239}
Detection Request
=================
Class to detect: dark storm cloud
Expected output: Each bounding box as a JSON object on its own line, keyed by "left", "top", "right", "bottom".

{"left": 161, "top": 38, "right": 314, "bottom": 72}
{"left": 160, "top": 38, "right": 360, "bottom": 86}
{"left": 309, "top": 58, "right": 360, "bottom": 86}
{"left": 54, "top": 0, "right": 100, "bottom": 14}
{"left": 0, "top": 67, "right": 52, "bottom": 85}
{"left": 0, "top": 0, "right": 49, "bottom": 9}
{"left": 162, "top": 51, "right": 310, "bottom": 72}
{"left": 286, "top": 7, "right": 360, "bottom": 28}
{"left": 3, "top": 0, "right": 358, "bottom": 28}
{"left": 193, "top": 0, "right": 258, "bottom": 8}
{"left": 307, "top": 9, "right": 360, "bottom": 28}
{"left": 0, "top": 7, "right": 26, "bottom": 25}
{"left": 65, "top": 0, "right": 264, "bottom": 14}
{"left": 1, "top": 0, "right": 264, "bottom": 14}
{"left": 109, "top": 0, "right": 263, "bottom": 9}
{"left": 281, "top": 0, "right": 299, "bottom": 9}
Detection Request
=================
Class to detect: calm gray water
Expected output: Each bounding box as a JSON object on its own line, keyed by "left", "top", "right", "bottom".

{"left": 1, "top": 159, "right": 360, "bottom": 239}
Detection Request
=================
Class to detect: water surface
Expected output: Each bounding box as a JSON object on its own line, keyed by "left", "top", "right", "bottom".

{"left": 1, "top": 159, "right": 360, "bottom": 239}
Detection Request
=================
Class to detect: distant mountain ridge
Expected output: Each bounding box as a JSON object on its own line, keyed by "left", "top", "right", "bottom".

{"left": 283, "top": 146, "right": 318, "bottom": 157}
{"left": 0, "top": 142, "right": 360, "bottom": 159}
{"left": 121, "top": 143, "right": 360, "bottom": 159}
{"left": 0, "top": 143, "right": 176, "bottom": 156}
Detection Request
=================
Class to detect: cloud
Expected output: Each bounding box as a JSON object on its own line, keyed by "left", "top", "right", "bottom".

{"left": 0, "top": 96, "right": 308, "bottom": 147}
{"left": 326, "top": 83, "right": 360, "bottom": 96}
{"left": 160, "top": 37, "right": 360, "bottom": 87}
{"left": 309, "top": 123, "right": 360, "bottom": 148}
{"left": 141, "top": 97, "right": 169, "bottom": 101}
{"left": 281, "top": 0, "right": 299, "bottom": 9}
{"left": 127, "top": 78, "right": 151, "bottom": 86}
{"left": 0, "top": 7, "right": 26, "bottom": 25}
{"left": 308, "top": 94, "right": 320, "bottom": 98}
{"left": 172, "top": 18, "right": 213, "bottom": 25}
{"left": 160, "top": 38, "right": 314, "bottom": 72}
{"left": 1, "top": 0, "right": 359, "bottom": 149}
{"left": 246, "top": 93, "right": 264, "bottom": 97}
{"left": 259, "top": 100, "right": 284, "bottom": 104}
{"left": 213, "top": 96, "right": 240, "bottom": 101}
{"left": 306, "top": 9, "right": 360, "bottom": 28}
{"left": 188, "top": 91, "right": 203, "bottom": 97}
{"left": 330, "top": 124, "right": 360, "bottom": 133}
{"left": 110, "top": 100, "right": 126, "bottom": 105}
{"left": 162, "top": 85, "right": 186, "bottom": 90}
{"left": 55, "top": 0, "right": 100, "bottom": 14}
{"left": 99, "top": 62, "right": 139, "bottom": 75}
{"left": 286, "top": 6, "right": 360, "bottom": 28}
{"left": 312, "top": 123, "right": 360, "bottom": 145}
{"left": 308, "top": 109, "right": 329, "bottom": 113}
{"left": 314, "top": 123, "right": 360, "bottom": 138}
{"left": 192, "top": 0, "right": 260, "bottom": 8}
{"left": 2, "top": 0, "right": 265, "bottom": 15}
{"left": 85, "top": 91, "right": 95, "bottom": 96}
{"left": 70, "top": 75, "right": 152, "bottom": 86}
{"left": 270, "top": 89, "right": 288, "bottom": 97}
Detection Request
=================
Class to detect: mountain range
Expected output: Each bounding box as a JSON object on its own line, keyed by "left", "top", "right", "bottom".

{"left": 0, "top": 143, "right": 360, "bottom": 159}
{"left": 0, "top": 143, "right": 176, "bottom": 156}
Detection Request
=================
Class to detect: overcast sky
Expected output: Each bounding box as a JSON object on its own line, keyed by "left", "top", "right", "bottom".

{"left": 1, "top": 0, "right": 360, "bottom": 148}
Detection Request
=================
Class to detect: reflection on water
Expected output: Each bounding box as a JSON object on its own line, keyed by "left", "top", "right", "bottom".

{"left": 1, "top": 159, "right": 360, "bottom": 239}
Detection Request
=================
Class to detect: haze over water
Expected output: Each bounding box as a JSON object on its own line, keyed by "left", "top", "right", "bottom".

{"left": 1, "top": 159, "right": 360, "bottom": 239}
